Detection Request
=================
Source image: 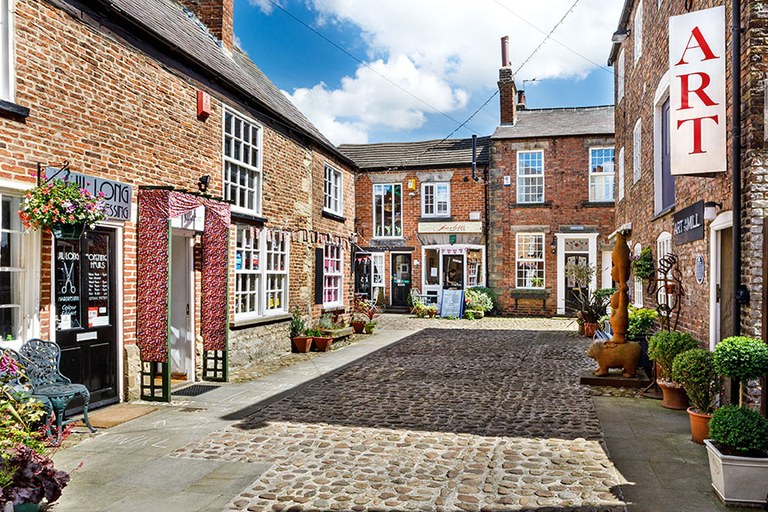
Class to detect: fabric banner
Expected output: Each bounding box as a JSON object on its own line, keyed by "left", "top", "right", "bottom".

{"left": 137, "top": 189, "right": 230, "bottom": 362}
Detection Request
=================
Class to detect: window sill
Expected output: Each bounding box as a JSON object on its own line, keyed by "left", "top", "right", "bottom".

{"left": 230, "top": 312, "right": 291, "bottom": 330}
{"left": 322, "top": 209, "right": 346, "bottom": 223}
{"left": 0, "top": 100, "right": 30, "bottom": 119}
{"left": 322, "top": 304, "right": 346, "bottom": 312}
{"left": 582, "top": 200, "right": 615, "bottom": 208}
{"left": 372, "top": 236, "right": 404, "bottom": 240}
{"left": 509, "top": 201, "right": 552, "bottom": 209}
{"left": 652, "top": 204, "right": 676, "bottom": 221}
{"left": 418, "top": 216, "right": 453, "bottom": 222}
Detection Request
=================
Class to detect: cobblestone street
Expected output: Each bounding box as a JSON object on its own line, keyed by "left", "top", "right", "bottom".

{"left": 174, "top": 328, "right": 625, "bottom": 511}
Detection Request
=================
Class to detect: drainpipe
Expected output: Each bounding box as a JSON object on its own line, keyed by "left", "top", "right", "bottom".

{"left": 731, "top": 0, "right": 743, "bottom": 337}
{"left": 471, "top": 135, "right": 478, "bottom": 181}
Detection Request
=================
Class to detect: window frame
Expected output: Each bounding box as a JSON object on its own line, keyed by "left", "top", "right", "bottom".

{"left": 656, "top": 232, "right": 672, "bottom": 308}
{"left": 516, "top": 150, "right": 545, "bottom": 204}
{"left": 632, "top": 242, "right": 644, "bottom": 307}
{"left": 618, "top": 146, "right": 625, "bottom": 201}
{"left": 588, "top": 147, "right": 615, "bottom": 203}
{"left": 617, "top": 50, "right": 625, "bottom": 103}
{"left": 0, "top": 0, "right": 15, "bottom": 103}
{"left": 222, "top": 106, "right": 263, "bottom": 216}
{"left": 372, "top": 183, "right": 403, "bottom": 239}
{"left": 323, "top": 163, "right": 343, "bottom": 216}
{"left": 515, "top": 233, "right": 545, "bottom": 289}
{"left": 421, "top": 182, "right": 450, "bottom": 218}
{"left": 323, "top": 243, "right": 344, "bottom": 308}
{"left": 634, "top": 0, "right": 643, "bottom": 63}
{"left": 633, "top": 119, "right": 642, "bottom": 184}
{"left": 233, "top": 226, "right": 290, "bottom": 322}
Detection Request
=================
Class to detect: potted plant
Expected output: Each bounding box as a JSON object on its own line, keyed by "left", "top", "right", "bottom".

{"left": 307, "top": 328, "right": 333, "bottom": 352}
{"left": 464, "top": 288, "right": 494, "bottom": 320}
{"left": 647, "top": 330, "right": 698, "bottom": 409}
{"left": 564, "top": 263, "right": 611, "bottom": 337}
{"left": 289, "top": 310, "right": 312, "bottom": 353}
{"left": 626, "top": 306, "right": 660, "bottom": 378}
{"left": 350, "top": 298, "right": 368, "bottom": 334}
{"left": 18, "top": 179, "right": 107, "bottom": 240}
{"left": 671, "top": 348, "right": 719, "bottom": 444}
{"left": 630, "top": 246, "right": 654, "bottom": 281}
{"left": 360, "top": 300, "right": 380, "bottom": 334}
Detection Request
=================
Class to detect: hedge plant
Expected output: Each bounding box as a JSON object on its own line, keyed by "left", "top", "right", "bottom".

{"left": 647, "top": 330, "right": 699, "bottom": 380}
{"left": 713, "top": 336, "right": 768, "bottom": 407}
{"left": 708, "top": 405, "right": 768, "bottom": 456}
{"left": 630, "top": 247, "right": 654, "bottom": 280}
{"left": 671, "top": 348, "right": 718, "bottom": 414}
{"left": 626, "top": 306, "right": 659, "bottom": 338}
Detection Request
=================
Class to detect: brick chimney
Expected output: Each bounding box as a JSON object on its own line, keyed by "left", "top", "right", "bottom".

{"left": 498, "top": 36, "right": 518, "bottom": 125}
{"left": 517, "top": 90, "right": 526, "bottom": 111}
{"left": 180, "top": 0, "right": 234, "bottom": 51}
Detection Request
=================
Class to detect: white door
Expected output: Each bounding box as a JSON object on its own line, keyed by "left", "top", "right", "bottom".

{"left": 170, "top": 234, "right": 193, "bottom": 380}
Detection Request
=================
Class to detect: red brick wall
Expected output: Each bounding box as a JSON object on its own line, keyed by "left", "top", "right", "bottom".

{"left": 178, "top": 0, "right": 234, "bottom": 50}
{"left": 488, "top": 136, "right": 616, "bottom": 316}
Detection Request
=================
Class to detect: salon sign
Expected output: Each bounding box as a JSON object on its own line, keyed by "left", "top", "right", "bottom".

{"left": 669, "top": 6, "right": 726, "bottom": 175}
{"left": 418, "top": 221, "right": 482, "bottom": 234}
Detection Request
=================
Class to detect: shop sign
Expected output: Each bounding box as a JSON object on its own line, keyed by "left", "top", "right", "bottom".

{"left": 418, "top": 221, "right": 482, "bottom": 234}
{"left": 44, "top": 167, "right": 132, "bottom": 221}
{"left": 669, "top": 6, "right": 726, "bottom": 175}
{"left": 170, "top": 206, "right": 205, "bottom": 232}
{"left": 673, "top": 201, "right": 704, "bottom": 245}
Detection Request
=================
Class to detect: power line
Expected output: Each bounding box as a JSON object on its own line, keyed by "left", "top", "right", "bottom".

{"left": 265, "top": 0, "right": 477, "bottom": 134}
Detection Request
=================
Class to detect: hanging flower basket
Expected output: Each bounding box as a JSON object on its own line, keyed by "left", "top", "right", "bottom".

{"left": 18, "top": 179, "right": 107, "bottom": 238}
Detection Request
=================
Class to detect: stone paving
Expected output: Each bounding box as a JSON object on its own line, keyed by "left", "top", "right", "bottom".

{"left": 173, "top": 328, "right": 626, "bottom": 511}
{"left": 375, "top": 313, "right": 575, "bottom": 332}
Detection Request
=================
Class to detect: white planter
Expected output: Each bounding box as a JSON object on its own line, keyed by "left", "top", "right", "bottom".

{"left": 704, "top": 439, "right": 768, "bottom": 505}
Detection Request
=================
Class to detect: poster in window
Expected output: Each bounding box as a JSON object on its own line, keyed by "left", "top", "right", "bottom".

{"left": 85, "top": 233, "right": 110, "bottom": 327}
{"left": 55, "top": 240, "right": 81, "bottom": 330}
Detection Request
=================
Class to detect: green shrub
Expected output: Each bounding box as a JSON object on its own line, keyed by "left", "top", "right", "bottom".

{"left": 630, "top": 246, "right": 654, "bottom": 280}
{"left": 709, "top": 405, "right": 768, "bottom": 455}
{"left": 468, "top": 287, "right": 498, "bottom": 313}
{"left": 713, "top": 336, "right": 768, "bottom": 383}
{"left": 647, "top": 330, "right": 699, "bottom": 379}
{"left": 671, "top": 348, "right": 718, "bottom": 414}
{"left": 626, "top": 306, "right": 659, "bottom": 338}
{"left": 465, "top": 288, "right": 493, "bottom": 312}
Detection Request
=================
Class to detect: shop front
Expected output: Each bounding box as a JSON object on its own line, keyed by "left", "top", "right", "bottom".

{"left": 421, "top": 245, "right": 486, "bottom": 305}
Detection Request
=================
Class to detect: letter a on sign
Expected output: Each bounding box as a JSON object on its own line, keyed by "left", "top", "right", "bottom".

{"left": 669, "top": 6, "right": 726, "bottom": 175}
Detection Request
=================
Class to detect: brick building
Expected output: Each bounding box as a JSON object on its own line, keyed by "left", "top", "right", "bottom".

{"left": 340, "top": 137, "right": 490, "bottom": 309}
{"left": 488, "top": 44, "right": 616, "bottom": 316}
{"left": 608, "top": 0, "right": 766, "bottom": 409}
{"left": 0, "top": 0, "right": 355, "bottom": 403}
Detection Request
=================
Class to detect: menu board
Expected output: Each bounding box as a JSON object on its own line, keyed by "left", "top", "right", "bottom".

{"left": 55, "top": 240, "right": 82, "bottom": 330}
{"left": 440, "top": 289, "right": 465, "bottom": 318}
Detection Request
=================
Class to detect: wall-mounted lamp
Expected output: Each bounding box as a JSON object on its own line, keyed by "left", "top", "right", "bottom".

{"left": 197, "top": 174, "right": 211, "bottom": 194}
{"left": 611, "top": 29, "right": 630, "bottom": 44}
{"left": 551, "top": 237, "right": 557, "bottom": 255}
{"left": 704, "top": 201, "right": 722, "bottom": 221}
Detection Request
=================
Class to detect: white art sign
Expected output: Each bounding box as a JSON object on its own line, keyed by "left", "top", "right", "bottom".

{"left": 669, "top": 6, "right": 726, "bottom": 175}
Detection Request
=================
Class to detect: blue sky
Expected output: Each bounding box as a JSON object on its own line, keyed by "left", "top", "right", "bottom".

{"left": 233, "top": 0, "right": 622, "bottom": 144}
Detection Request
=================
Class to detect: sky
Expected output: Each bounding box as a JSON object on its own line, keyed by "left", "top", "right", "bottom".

{"left": 233, "top": 0, "right": 624, "bottom": 145}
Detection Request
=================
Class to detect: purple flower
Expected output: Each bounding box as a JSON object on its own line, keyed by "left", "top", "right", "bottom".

{"left": 0, "top": 352, "right": 18, "bottom": 376}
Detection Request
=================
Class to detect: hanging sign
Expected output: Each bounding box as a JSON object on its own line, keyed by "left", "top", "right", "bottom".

{"left": 669, "top": 6, "right": 726, "bottom": 175}
{"left": 44, "top": 167, "right": 133, "bottom": 221}
{"left": 673, "top": 200, "right": 704, "bottom": 244}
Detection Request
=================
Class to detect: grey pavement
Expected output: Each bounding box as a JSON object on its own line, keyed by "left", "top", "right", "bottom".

{"left": 51, "top": 319, "right": 740, "bottom": 511}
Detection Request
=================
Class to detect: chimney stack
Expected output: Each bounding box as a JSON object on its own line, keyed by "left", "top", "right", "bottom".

{"left": 179, "top": 0, "right": 234, "bottom": 51}
{"left": 517, "top": 90, "right": 526, "bottom": 110}
{"left": 498, "top": 36, "right": 517, "bottom": 125}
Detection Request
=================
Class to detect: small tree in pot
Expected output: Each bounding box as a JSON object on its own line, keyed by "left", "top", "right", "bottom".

{"left": 671, "top": 348, "right": 718, "bottom": 444}
{"left": 289, "top": 309, "right": 312, "bottom": 353}
{"left": 647, "top": 330, "right": 698, "bottom": 410}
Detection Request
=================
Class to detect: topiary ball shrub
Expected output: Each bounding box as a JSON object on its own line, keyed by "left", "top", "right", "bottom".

{"left": 671, "top": 348, "right": 718, "bottom": 414}
{"left": 647, "top": 330, "right": 699, "bottom": 379}
{"left": 708, "top": 405, "right": 768, "bottom": 456}
{"left": 713, "top": 336, "right": 768, "bottom": 383}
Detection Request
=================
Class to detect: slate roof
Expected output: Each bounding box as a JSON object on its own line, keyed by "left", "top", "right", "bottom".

{"left": 99, "top": 0, "right": 340, "bottom": 157}
{"left": 338, "top": 136, "right": 491, "bottom": 171}
{"left": 491, "top": 106, "right": 615, "bottom": 140}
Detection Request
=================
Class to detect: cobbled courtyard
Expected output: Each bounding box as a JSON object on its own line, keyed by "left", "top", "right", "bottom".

{"left": 173, "top": 328, "right": 626, "bottom": 511}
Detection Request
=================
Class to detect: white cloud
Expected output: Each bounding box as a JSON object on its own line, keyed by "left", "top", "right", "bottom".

{"left": 249, "top": 0, "right": 280, "bottom": 15}
{"left": 281, "top": 0, "right": 623, "bottom": 143}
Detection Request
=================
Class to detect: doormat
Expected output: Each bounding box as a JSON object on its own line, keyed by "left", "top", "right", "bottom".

{"left": 172, "top": 384, "right": 220, "bottom": 397}
{"left": 76, "top": 403, "right": 159, "bottom": 429}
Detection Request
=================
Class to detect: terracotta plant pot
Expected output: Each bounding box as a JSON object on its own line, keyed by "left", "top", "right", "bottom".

{"left": 658, "top": 379, "right": 689, "bottom": 410}
{"left": 313, "top": 336, "right": 333, "bottom": 352}
{"left": 351, "top": 321, "right": 366, "bottom": 334}
{"left": 687, "top": 407, "right": 712, "bottom": 445}
{"left": 583, "top": 322, "right": 598, "bottom": 337}
{"left": 291, "top": 336, "right": 313, "bottom": 353}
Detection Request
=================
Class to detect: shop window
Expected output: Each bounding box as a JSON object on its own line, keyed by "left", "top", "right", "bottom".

{"left": 371, "top": 253, "right": 385, "bottom": 300}
{"left": 589, "top": 147, "right": 615, "bottom": 202}
{"left": 516, "top": 233, "right": 545, "bottom": 289}
{"left": 234, "top": 226, "right": 289, "bottom": 321}
{"left": 373, "top": 184, "right": 402, "bottom": 238}
{"left": 467, "top": 249, "right": 484, "bottom": 287}
{"left": 0, "top": 194, "right": 24, "bottom": 341}
{"left": 223, "top": 106, "right": 262, "bottom": 215}
{"left": 323, "top": 164, "right": 343, "bottom": 216}
{"left": 422, "top": 183, "right": 450, "bottom": 217}
{"left": 517, "top": 150, "right": 544, "bottom": 204}
{"left": 323, "top": 244, "right": 343, "bottom": 307}
{"left": 0, "top": 0, "right": 14, "bottom": 103}
{"left": 424, "top": 248, "right": 440, "bottom": 286}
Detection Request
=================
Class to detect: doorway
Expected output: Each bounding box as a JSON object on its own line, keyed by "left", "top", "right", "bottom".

{"left": 55, "top": 227, "right": 118, "bottom": 410}
{"left": 709, "top": 212, "right": 734, "bottom": 348}
{"left": 565, "top": 253, "right": 589, "bottom": 313}
{"left": 442, "top": 254, "right": 464, "bottom": 290}
{"left": 391, "top": 253, "right": 412, "bottom": 307}
{"left": 170, "top": 234, "right": 194, "bottom": 382}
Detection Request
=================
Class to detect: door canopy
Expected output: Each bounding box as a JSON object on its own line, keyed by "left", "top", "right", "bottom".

{"left": 137, "top": 188, "right": 230, "bottom": 363}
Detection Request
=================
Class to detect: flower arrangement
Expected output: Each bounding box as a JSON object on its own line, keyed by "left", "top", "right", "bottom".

{"left": 18, "top": 179, "right": 107, "bottom": 231}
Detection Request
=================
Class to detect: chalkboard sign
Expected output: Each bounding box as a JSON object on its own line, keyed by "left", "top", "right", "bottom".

{"left": 440, "top": 289, "right": 465, "bottom": 318}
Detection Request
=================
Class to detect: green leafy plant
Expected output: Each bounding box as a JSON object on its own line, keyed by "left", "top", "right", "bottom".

{"left": 647, "top": 330, "right": 699, "bottom": 380}
{"left": 714, "top": 336, "right": 768, "bottom": 407}
{"left": 464, "top": 310, "right": 475, "bottom": 321}
{"left": 375, "top": 288, "right": 386, "bottom": 308}
{"left": 671, "top": 348, "right": 719, "bottom": 414}
{"left": 304, "top": 328, "right": 323, "bottom": 337}
{"left": 708, "top": 405, "right": 768, "bottom": 456}
{"left": 464, "top": 288, "right": 494, "bottom": 313}
{"left": 630, "top": 246, "right": 655, "bottom": 280}
{"left": 18, "top": 179, "right": 107, "bottom": 230}
{"left": 626, "top": 306, "right": 659, "bottom": 338}
{"left": 289, "top": 309, "right": 307, "bottom": 338}
{"left": 468, "top": 287, "right": 498, "bottom": 314}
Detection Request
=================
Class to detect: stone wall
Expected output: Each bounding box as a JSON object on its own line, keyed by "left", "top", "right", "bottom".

{"left": 227, "top": 320, "right": 292, "bottom": 372}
